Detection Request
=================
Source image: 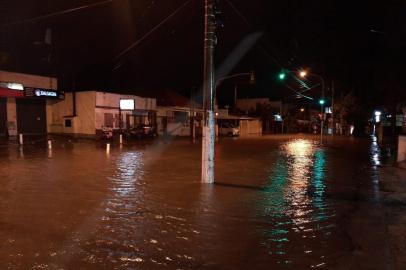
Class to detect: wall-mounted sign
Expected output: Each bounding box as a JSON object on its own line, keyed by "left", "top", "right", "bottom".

{"left": 120, "top": 99, "right": 135, "bottom": 110}
{"left": 0, "top": 82, "right": 25, "bottom": 97}
{"left": 0, "top": 82, "right": 24, "bottom": 90}
{"left": 24, "top": 87, "right": 64, "bottom": 100}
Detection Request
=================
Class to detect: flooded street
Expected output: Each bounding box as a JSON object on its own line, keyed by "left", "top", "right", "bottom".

{"left": 0, "top": 135, "right": 387, "bottom": 269}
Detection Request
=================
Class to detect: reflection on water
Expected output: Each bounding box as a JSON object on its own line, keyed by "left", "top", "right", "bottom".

{"left": 369, "top": 135, "right": 381, "bottom": 202}
{"left": 370, "top": 135, "right": 381, "bottom": 166}
{"left": 259, "top": 139, "right": 333, "bottom": 267}
{"left": 0, "top": 137, "right": 376, "bottom": 269}
{"left": 111, "top": 151, "right": 144, "bottom": 197}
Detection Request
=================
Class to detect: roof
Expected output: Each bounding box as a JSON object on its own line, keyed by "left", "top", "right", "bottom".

{"left": 218, "top": 114, "right": 259, "bottom": 120}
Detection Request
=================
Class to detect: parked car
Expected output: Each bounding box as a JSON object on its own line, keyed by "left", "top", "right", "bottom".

{"left": 124, "top": 124, "right": 157, "bottom": 139}
{"left": 218, "top": 122, "right": 240, "bottom": 136}
{"left": 101, "top": 126, "right": 113, "bottom": 139}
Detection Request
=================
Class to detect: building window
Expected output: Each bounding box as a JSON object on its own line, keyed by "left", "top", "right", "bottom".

{"left": 64, "top": 119, "right": 72, "bottom": 127}
{"left": 115, "top": 114, "right": 120, "bottom": 128}
{"left": 104, "top": 113, "right": 114, "bottom": 127}
{"left": 174, "top": 111, "right": 188, "bottom": 123}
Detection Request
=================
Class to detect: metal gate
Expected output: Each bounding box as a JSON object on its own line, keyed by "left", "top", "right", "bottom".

{"left": 16, "top": 99, "right": 47, "bottom": 135}
{"left": 0, "top": 98, "right": 7, "bottom": 136}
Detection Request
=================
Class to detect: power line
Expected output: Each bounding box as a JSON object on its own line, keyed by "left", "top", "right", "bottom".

{"left": 224, "top": 0, "right": 282, "bottom": 67}
{"left": 114, "top": 0, "right": 194, "bottom": 62}
{"left": 1, "top": 0, "right": 113, "bottom": 27}
{"left": 224, "top": 0, "right": 313, "bottom": 93}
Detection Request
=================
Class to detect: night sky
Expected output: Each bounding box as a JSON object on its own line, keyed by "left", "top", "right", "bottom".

{"left": 1, "top": 0, "right": 405, "bottom": 108}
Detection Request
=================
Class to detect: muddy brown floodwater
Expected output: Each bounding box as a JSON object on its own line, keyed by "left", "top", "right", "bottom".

{"left": 0, "top": 135, "right": 389, "bottom": 269}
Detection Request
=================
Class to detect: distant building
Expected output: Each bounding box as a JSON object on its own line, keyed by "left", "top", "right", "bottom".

{"left": 236, "top": 98, "right": 282, "bottom": 114}
{"left": 235, "top": 98, "right": 283, "bottom": 134}
{"left": 154, "top": 89, "right": 203, "bottom": 136}
{"left": 217, "top": 114, "right": 262, "bottom": 136}
{"left": 0, "top": 70, "right": 61, "bottom": 137}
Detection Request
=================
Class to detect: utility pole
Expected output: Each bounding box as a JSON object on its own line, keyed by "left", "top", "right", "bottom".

{"left": 190, "top": 87, "right": 196, "bottom": 142}
{"left": 331, "top": 81, "right": 334, "bottom": 136}
{"left": 320, "top": 78, "right": 325, "bottom": 144}
{"left": 201, "top": 0, "right": 216, "bottom": 183}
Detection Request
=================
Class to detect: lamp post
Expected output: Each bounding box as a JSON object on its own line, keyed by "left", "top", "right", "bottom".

{"left": 215, "top": 72, "right": 255, "bottom": 109}
{"left": 319, "top": 98, "right": 325, "bottom": 143}
{"left": 299, "top": 71, "right": 326, "bottom": 143}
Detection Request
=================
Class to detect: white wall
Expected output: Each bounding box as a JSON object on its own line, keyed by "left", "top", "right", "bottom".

{"left": 0, "top": 70, "right": 57, "bottom": 89}
{"left": 240, "top": 119, "right": 262, "bottom": 136}
{"left": 398, "top": 135, "right": 406, "bottom": 163}
{"left": 6, "top": 98, "right": 17, "bottom": 136}
{"left": 49, "top": 92, "right": 96, "bottom": 135}
{"left": 95, "top": 92, "right": 156, "bottom": 131}
{"left": 49, "top": 91, "right": 156, "bottom": 135}
{"left": 75, "top": 92, "right": 96, "bottom": 134}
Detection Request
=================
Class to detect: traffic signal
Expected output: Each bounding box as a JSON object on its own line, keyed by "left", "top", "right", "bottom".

{"left": 278, "top": 72, "right": 286, "bottom": 80}
{"left": 319, "top": 99, "right": 325, "bottom": 105}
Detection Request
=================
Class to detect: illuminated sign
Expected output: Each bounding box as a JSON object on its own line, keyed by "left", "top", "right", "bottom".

{"left": 24, "top": 87, "right": 64, "bottom": 99}
{"left": 0, "top": 82, "right": 24, "bottom": 90}
{"left": 274, "top": 114, "right": 283, "bottom": 122}
{"left": 34, "top": 89, "right": 57, "bottom": 97}
{"left": 120, "top": 99, "right": 135, "bottom": 110}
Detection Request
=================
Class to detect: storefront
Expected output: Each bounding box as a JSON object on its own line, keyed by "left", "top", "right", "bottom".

{"left": 16, "top": 99, "right": 47, "bottom": 135}
{"left": 0, "top": 70, "right": 62, "bottom": 137}
{"left": 49, "top": 91, "right": 156, "bottom": 137}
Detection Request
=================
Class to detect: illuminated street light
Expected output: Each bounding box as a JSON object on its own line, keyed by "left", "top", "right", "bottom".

{"left": 374, "top": 110, "right": 382, "bottom": 123}
{"left": 299, "top": 70, "right": 307, "bottom": 78}
{"left": 300, "top": 108, "right": 305, "bottom": 112}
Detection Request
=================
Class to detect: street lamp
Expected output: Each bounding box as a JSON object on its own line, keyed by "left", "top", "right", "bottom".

{"left": 216, "top": 71, "right": 256, "bottom": 110}
{"left": 216, "top": 71, "right": 255, "bottom": 86}
{"left": 299, "top": 70, "right": 307, "bottom": 78}
{"left": 299, "top": 70, "right": 327, "bottom": 143}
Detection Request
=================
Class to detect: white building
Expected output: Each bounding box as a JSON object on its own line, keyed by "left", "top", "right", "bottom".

{"left": 49, "top": 91, "right": 156, "bottom": 136}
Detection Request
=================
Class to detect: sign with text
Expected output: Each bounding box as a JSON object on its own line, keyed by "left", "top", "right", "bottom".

{"left": 24, "top": 87, "right": 64, "bottom": 100}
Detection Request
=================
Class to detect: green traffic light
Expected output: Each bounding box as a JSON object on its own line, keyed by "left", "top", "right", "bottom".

{"left": 319, "top": 99, "right": 325, "bottom": 105}
{"left": 278, "top": 72, "right": 286, "bottom": 80}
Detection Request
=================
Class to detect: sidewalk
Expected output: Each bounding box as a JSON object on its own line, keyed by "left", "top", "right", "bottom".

{"left": 379, "top": 162, "right": 406, "bottom": 269}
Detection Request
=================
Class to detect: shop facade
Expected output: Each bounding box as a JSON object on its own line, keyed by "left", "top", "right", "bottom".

{"left": 49, "top": 91, "right": 156, "bottom": 137}
{"left": 0, "top": 70, "right": 62, "bottom": 137}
